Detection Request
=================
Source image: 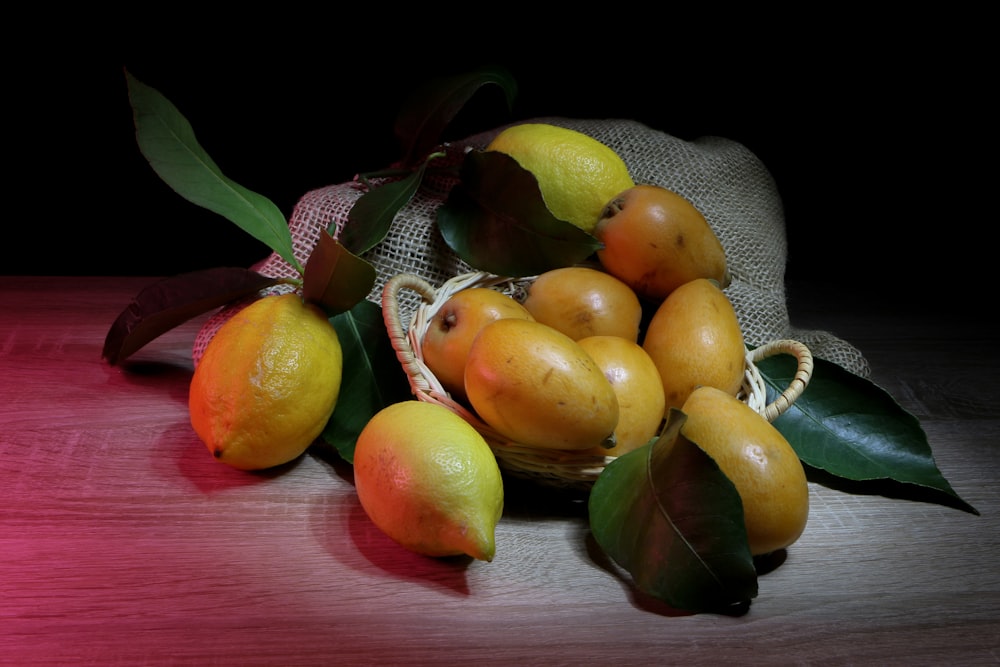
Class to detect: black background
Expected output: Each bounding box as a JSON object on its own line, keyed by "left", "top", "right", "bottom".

{"left": 9, "top": 19, "right": 990, "bottom": 310}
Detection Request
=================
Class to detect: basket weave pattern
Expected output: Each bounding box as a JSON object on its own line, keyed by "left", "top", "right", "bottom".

{"left": 383, "top": 270, "right": 814, "bottom": 488}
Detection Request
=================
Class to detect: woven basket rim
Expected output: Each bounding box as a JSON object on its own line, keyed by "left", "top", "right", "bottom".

{"left": 382, "top": 270, "right": 814, "bottom": 488}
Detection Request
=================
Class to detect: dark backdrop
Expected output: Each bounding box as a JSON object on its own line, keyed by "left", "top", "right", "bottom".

{"left": 9, "top": 33, "right": 988, "bottom": 308}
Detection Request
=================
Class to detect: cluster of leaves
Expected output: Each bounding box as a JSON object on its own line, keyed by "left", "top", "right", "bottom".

{"left": 105, "top": 67, "right": 978, "bottom": 616}
{"left": 105, "top": 67, "right": 526, "bottom": 455}
{"left": 106, "top": 66, "right": 602, "bottom": 453}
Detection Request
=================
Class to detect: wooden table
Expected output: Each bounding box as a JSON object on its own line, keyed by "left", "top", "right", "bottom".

{"left": 2, "top": 276, "right": 998, "bottom": 666}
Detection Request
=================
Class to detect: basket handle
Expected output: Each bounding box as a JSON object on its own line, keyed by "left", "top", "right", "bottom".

{"left": 382, "top": 273, "right": 439, "bottom": 392}
{"left": 751, "top": 339, "right": 814, "bottom": 422}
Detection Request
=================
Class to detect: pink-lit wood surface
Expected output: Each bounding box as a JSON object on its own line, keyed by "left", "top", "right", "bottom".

{"left": 2, "top": 276, "right": 998, "bottom": 666}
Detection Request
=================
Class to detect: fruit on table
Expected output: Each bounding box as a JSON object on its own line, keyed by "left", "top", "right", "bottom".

{"left": 189, "top": 293, "right": 343, "bottom": 470}
{"left": 421, "top": 287, "right": 534, "bottom": 403}
{"left": 353, "top": 400, "right": 504, "bottom": 561}
{"left": 680, "top": 386, "right": 809, "bottom": 556}
{"left": 594, "top": 184, "right": 730, "bottom": 301}
{"left": 521, "top": 265, "right": 643, "bottom": 342}
{"left": 464, "top": 318, "right": 620, "bottom": 450}
{"left": 642, "top": 278, "right": 745, "bottom": 411}
{"left": 577, "top": 335, "right": 665, "bottom": 456}
{"left": 486, "top": 122, "right": 634, "bottom": 233}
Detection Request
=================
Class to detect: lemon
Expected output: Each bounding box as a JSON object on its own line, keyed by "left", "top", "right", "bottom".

{"left": 486, "top": 123, "right": 635, "bottom": 233}
{"left": 189, "top": 293, "right": 343, "bottom": 470}
{"left": 353, "top": 401, "right": 504, "bottom": 561}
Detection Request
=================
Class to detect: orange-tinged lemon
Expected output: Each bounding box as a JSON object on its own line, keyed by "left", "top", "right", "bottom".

{"left": 353, "top": 400, "right": 504, "bottom": 561}
{"left": 189, "top": 293, "right": 343, "bottom": 470}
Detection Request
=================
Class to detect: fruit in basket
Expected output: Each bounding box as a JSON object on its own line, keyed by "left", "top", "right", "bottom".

{"left": 681, "top": 386, "right": 809, "bottom": 556}
{"left": 577, "top": 335, "right": 665, "bottom": 455}
{"left": 353, "top": 400, "right": 504, "bottom": 561}
{"left": 594, "top": 184, "right": 730, "bottom": 301}
{"left": 522, "top": 265, "right": 643, "bottom": 342}
{"left": 188, "top": 293, "right": 343, "bottom": 470}
{"left": 421, "top": 287, "right": 535, "bottom": 402}
{"left": 642, "top": 278, "right": 745, "bottom": 411}
{"left": 485, "top": 123, "right": 634, "bottom": 233}
{"left": 464, "top": 318, "right": 619, "bottom": 450}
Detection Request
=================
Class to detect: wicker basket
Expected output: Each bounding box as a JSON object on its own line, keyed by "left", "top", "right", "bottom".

{"left": 382, "top": 270, "right": 814, "bottom": 489}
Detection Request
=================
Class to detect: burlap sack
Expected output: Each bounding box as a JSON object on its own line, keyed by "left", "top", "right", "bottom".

{"left": 193, "top": 117, "right": 870, "bottom": 378}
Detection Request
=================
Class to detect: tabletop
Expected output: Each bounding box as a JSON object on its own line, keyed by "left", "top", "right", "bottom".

{"left": 2, "top": 276, "right": 998, "bottom": 666}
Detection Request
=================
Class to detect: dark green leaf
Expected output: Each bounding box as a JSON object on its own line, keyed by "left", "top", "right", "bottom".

{"left": 436, "top": 150, "right": 604, "bottom": 277}
{"left": 759, "top": 355, "right": 979, "bottom": 515}
{"left": 102, "top": 268, "right": 280, "bottom": 365}
{"left": 302, "top": 232, "right": 376, "bottom": 315}
{"left": 340, "top": 161, "right": 431, "bottom": 255}
{"left": 319, "top": 300, "right": 412, "bottom": 463}
{"left": 125, "top": 70, "right": 302, "bottom": 273}
{"left": 589, "top": 410, "right": 758, "bottom": 613}
{"left": 394, "top": 65, "right": 518, "bottom": 167}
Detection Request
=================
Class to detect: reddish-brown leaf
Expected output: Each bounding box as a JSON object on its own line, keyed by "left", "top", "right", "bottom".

{"left": 102, "top": 267, "right": 280, "bottom": 365}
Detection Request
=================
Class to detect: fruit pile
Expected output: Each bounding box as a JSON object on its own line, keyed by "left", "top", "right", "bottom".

{"left": 113, "top": 72, "right": 979, "bottom": 614}
{"left": 369, "top": 123, "right": 810, "bottom": 566}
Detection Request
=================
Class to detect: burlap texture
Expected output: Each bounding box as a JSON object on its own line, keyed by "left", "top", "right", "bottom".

{"left": 192, "top": 117, "right": 869, "bottom": 378}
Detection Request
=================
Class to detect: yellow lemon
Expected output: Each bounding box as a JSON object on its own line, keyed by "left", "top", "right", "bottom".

{"left": 189, "top": 293, "right": 343, "bottom": 470}
{"left": 577, "top": 335, "right": 666, "bottom": 456}
{"left": 486, "top": 123, "right": 634, "bottom": 233}
{"left": 353, "top": 401, "right": 504, "bottom": 561}
{"left": 464, "top": 318, "right": 619, "bottom": 450}
{"left": 681, "top": 386, "right": 809, "bottom": 556}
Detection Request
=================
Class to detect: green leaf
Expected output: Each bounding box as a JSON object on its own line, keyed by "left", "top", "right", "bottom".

{"left": 102, "top": 268, "right": 280, "bottom": 365}
{"left": 125, "top": 70, "right": 302, "bottom": 273}
{"left": 340, "top": 159, "right": 433, "bottom": 256}
{"left": 589, "top": 410, "right": 758, "bottom": 614}
{"left": 394, "top": 65, "right": 518, "bottom": 167}
{"left": 758, "top": 355, "right": 979, "bottom": 515}
{"left": 302, "top": 231, "right": 376, "bottom": 315}
{"left": 319, "top": 300, "right": 413, "bottom": 463}
{"left": 436, "top": 150, "right": 604, "bottom": 277}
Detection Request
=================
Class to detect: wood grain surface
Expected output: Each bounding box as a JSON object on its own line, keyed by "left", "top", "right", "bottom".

{"left": 2, "top": 276, "right": 997, "bottom": 666}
